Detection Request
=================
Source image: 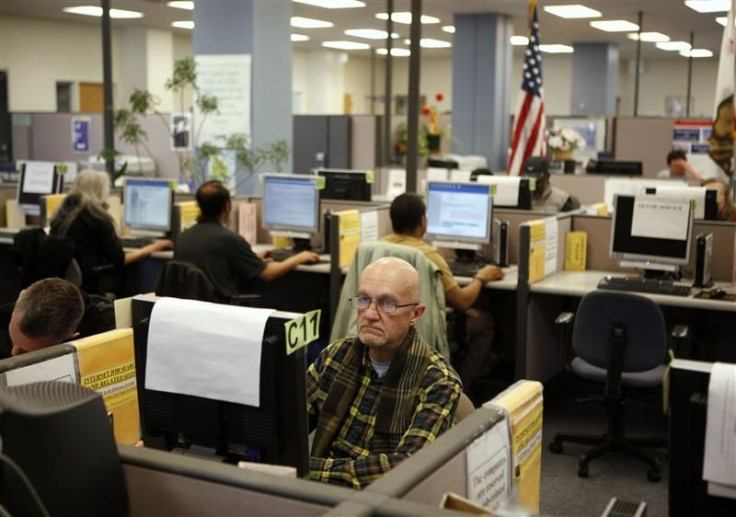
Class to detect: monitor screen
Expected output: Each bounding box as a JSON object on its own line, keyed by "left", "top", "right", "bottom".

{"left": 610, "top": 195, "right": 693, "bottom": 268}
{"left": 645, "top": 185, "right": 718, "bottom": 221}
{"left": 317, "top": 169, "right": 371, "bottom": 201}
{"left": 425, "top": 181, "right": 493, "bottom": 246}
{"left": 476, "top": 175, "right": 532, "bottom": 210}
{"left": 262, "top": 174, "right": 319, "bottom": 233}
{"left": 123, "top": 177, "right": 173, "bottom": 232}
{"left": 16, "top": 162, "right": 64, "bottom": 216}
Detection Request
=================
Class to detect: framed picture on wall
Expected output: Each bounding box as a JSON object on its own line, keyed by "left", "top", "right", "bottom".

{"left": 665, "top": 96, "right": 694, "bottom": 118}
{"left": 170, "top": 113, "right": 192, "bottom": 151}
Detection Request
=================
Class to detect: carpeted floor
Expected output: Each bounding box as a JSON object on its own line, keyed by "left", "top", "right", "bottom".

{"left": 539, "top": 387, "right": 669, "bottom": 517}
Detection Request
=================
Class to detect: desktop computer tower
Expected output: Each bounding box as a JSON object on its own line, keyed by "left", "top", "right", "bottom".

{"left": 693, "top": 233, "right": 713, "bottom": 288}
{"left": 491, "top": 219, "right": 509, "bottom": 267}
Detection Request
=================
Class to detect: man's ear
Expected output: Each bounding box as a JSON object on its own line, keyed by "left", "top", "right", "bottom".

{"left": 410, "top": 304, "right": 426, "bottom": 326}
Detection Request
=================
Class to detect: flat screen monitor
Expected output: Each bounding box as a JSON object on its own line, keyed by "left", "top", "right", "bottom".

{"left": 262, "top": 174, "right": 319, "bottom": 235}
{"left": 16, "top": 161, "right": 64, "bottom": 216}
{"left": 587, "top": 160, "right": 643, "bottom": 176}
{"left": 604, "top": 177, "right": 684, "bottom": 212}
{"left": 317, "top": 169, "right": 371, "bottom": 201}
{"left": 425, "top": 181, "right": 493, "bottom": 249}
{"left": 475, "top": 175, "right": 532, "bottom": 210}
{"left": 123, "top": 177, "right": 173, "bottom": 233}
{"left": 610, "top": 194, "right": 693, "bottom": 272}
{"left": 644, "top": 185, "right": 718, "bottom": 220}
{"left": 132, "top": 300, "right": 309, "bottom": 476}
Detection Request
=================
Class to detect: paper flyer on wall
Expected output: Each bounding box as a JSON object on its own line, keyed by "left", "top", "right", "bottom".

{"left": 74, "top": 329, "right": 140, "bottom": 444}
{"left": 338, "top": 209, "right": 361, "bottom": 268}
{"left": 466, "top": 414, "right": 511, "bottom": 511}
{"left": 528, "top": 218, "right": 558, "bottom": 283}
{"left": 238, "top": 202, "right": 258, "bottom": 245}
{"left": 3, "top": 353, "right": 77, "bottom": 388}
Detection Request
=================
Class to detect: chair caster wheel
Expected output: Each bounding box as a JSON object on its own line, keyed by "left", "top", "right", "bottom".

{"left": 647, "top": 469, "right": 661, "bottom": 483}
{"left": 577, "top": 463, "right": 589, "bottom": 478}
{"left": 549, "top": 440, "right": 563, "bottom": 454}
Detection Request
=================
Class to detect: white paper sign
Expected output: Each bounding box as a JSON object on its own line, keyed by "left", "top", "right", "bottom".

{"left": 631, "top": 197, "right": 689, "bottom": 240}
{"left": 449, "top": 169, "right": 472, "bottom": 183}
{"left": 386, "top": 169, "right": 406, "bottom": 199}
{"left": 703, "top": 362, "right": 736, "bottom": 488}
{"left": 146, "top": 298, "right": 275, "bottom": 407}
{"left": 544, "top": 217, "right": 558, "bottom": 276}
{"left": 194, "top": 54, "right": 251, "bottom": 146}
{"left": 477, "top": 176, "right": 522, "bottom": 207}
{"left": 360, "top": 210, "right": 379, "bottom": 242}
{"left": 4, "top": 354, "right": 77, "bottom": 386}
{"left": 466, "top": 417, "right": 511, "bottom": 511}
{"left": 238, "top": 202, "right": 258, "bottom": 245}
{"left": 23, "top": 161, "right": 55, "bottom": 194}
{"left": 427, "top": 167, "right": 449, "bottom": 182}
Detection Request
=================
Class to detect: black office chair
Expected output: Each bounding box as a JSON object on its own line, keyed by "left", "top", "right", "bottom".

{"left": 549, "top": 290, "right": 668, "bottom": 482}
{"left": 155, "top": 260, "right": 260, "bottom": 306}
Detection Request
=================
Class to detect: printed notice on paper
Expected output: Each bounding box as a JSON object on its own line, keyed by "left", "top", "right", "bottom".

{"left": 703, "top": 362, "right": 736, "bottom": 490}
{"left": 466, "top": 417, "right": 512, "bottom": 511}
{"left": 360, "top": 210, "right": 379, "bottom": 242}
{"left": 238, "top": 203, "right": 258, "bottom": 246}
{"left": 544, "top": 217, "right": 558, "bottom": 276}
{"left": 4, "top": 354, "right": 77, "bottom": 386}
{"left": 23, "top": 161, "right": 56, "bottom": 194}
{"left": 631, "top": 197, "right": 689, "bottom": 240}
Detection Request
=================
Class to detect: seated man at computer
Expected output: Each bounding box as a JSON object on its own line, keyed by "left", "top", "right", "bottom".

{"left": 382, "top": 193, "right": 503, "bottom": 391}
{"left": 308, "top": 257, "right": 462, "bottom": 489}
{"left": 658, "top": 149, "right": 703, "bottom": 180}
{"left": 175, "top": 180, "right": 319, "bottom": 298}
{"left": 0, "top": 278, "right": 85, "bottom": 357}
{"left": 524, "top": 158, "right": 580, "bottom": 212}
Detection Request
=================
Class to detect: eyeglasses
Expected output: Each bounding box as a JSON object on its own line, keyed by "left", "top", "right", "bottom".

{"left": 349, "top": 295, "right": 419, "bottom": 314}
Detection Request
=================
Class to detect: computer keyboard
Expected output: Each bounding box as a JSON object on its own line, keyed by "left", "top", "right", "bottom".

{"left": 120, "top": 236, "right": 157, "bottom": 248}
{"left": 448, "top": 260, "right": 489, "bottom": 278}
{"left": 269, "top": 247, "right": 299, "bottom": 262}
{"left": 597, "top": 276, "right": 691, "bottom": 297}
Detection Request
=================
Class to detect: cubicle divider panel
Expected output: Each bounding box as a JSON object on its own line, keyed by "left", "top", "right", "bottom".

{"left": 0, "top": 184, "right": 17, "bottom": 227}
{"left": 350, "top": 116, "right": 381, "bottom": 172}
{"left": 614, "top": 117, "right": 675, "bottom": 177}
{"left": 30, "top": 113, "right": 105, "bottom": 164}
{"left": 571, "top": 215, "right": 621, "bottom": 272}
{"left": 549, "top": 174, "right": 607, "bottom": 206}
{"left": 494, "top": 209, "right": 552, "bottom": 266}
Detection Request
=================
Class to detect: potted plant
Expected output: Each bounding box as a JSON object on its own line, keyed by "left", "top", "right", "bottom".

{"left": 422, "top": 92, "right": 448, "bottom": 155}
{"left": 546, "top": 127, "right": 586, "bottom": 162}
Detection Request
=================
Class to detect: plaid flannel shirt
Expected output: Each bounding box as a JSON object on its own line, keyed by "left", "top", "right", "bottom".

{"left": 307, "top": 327, "right": 461, "bottom": 489}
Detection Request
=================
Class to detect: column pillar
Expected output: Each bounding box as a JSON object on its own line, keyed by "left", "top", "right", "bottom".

{"left": 451, "top": 13, "right": 513, "bottom": 172}
{"left": 120, "top": 28, "right": 174, "bottom": 112}
{"left": 194, "top": 0, "right": 292, "bottom": 193}
{"left": 570, "top": 43, "right": 618, "bottom": 116}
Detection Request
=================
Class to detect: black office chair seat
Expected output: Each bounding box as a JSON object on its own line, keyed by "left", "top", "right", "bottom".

{"left": 570, "top": 357, "right": 666, "bottom": 388}
{"left": 156, "top": 260, "right": 260, "bottom": 306}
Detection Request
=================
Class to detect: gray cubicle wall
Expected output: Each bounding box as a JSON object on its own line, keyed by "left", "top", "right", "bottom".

{"left": 293, "top": 115, "right": 352, "bottom": 174}
{"left": 351, "top": 115, "right": 382, "bottom": 171}
{"left": 614, "top": 116, "right": 675, "bottom": 177}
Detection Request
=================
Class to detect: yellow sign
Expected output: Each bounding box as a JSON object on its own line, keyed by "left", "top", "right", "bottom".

{"left": 365, "top": 170, "right": 375, "bottom": 184}
{"left": 284, "top": 309, "right": 321, "bottom": 355}
{"left": 338, "top": 209, "right": 361, "bottom": 268}
{"left": 564, "top": 231, "right": 587, "bottom": 271}
{"left": 316, "top": 175, "right": 326, "bottom": 190}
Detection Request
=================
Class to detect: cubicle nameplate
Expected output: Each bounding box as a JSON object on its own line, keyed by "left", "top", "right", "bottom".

{"left": 284, "top": 309, "right": 321, "bottom": 356}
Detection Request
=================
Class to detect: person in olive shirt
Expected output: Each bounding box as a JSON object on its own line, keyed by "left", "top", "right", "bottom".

{"left": 175, "top": 180, "right": 318, "bottom": 298}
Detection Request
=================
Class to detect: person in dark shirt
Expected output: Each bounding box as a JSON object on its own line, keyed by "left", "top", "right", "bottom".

{"left": 174, "top": 180, "right": 319, "bottom": 298}
{"left": 50, "top": 170, "right": 171, "bottom": 293}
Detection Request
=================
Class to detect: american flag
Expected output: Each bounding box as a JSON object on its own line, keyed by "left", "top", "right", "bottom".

{"left": 508, "top": 1, "right": 545, "bottom": 176}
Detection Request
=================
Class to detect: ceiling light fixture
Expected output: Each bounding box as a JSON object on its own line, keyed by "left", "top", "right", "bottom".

{"left": 291, "top": 16, "right": 334, "bottom": 28}
{"left": 590, "top": 20, "right": 639, "bottom": 32}
{"left": 442, "top": 25, "right": 455, "bottom": 34}
{"left": 291, "top": 34, "right": 311, "bottom": 42}
{"left": 344, "top": 29, "right": 398, "bottom": 39}
{"left": 166, "top": 1, "right": 193, "bottom": 10}
{"left": 543, "top": 4, "right": 602, "bottom": 19}
{"left": 294, "top": 0, "right": 366, "bottom": 8}
{"left": 62, "top": 6, "right": 144, "bottom": 19}
{"left": 511, "top": 36, "right": 529, "bottom": 46}
{"left": 655, "top": 41, "right": 692, "bottom": 51}
{"left": 685, "top": 1, "right": 731, "bottom": 13}
{"left": 716, "top": 16, "right": 736, "bottom": 26}
{"left": 627, "top": 32, "right": 670, "bottom": 42}
{"left": 375, "top": 12, "right": 440, "bottom": 25}
{"left": 419, "top": 38, "right": 451, "bottom": 48}
{"left": 679, "top": 48, "right": 714, "bottom": 58}
{"left": 172, "top": 21, "right": 194, "bottom": 29}
{"left": 540, "top": 44, "right": 574, "bottom": 54}
{"left": 377, "top": 48, "right": 411, "bottom": 56}
{"left": 322, "top": 40, "right": 371, "bottom": 50}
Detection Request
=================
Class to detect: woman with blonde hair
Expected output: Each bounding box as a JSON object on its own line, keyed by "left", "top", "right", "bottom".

{"left": 51, "top": 170, "right": 170, "bottom": 293}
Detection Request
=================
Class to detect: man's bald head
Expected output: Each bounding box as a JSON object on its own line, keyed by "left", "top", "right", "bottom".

{"left": 361, "top": 257, "right": 420, "bottom": 301}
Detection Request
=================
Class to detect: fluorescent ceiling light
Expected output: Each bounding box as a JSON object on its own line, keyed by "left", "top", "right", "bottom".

{"left": 375, "top": 12, "right": 440, "bottom": 25}
{"left": 344, "top": 29, "right": 398, "bottom": 39}
{"left": 294, "top": 0, "right": 366, "bottom": 7}
{"left": 291, "top": 34, "right": 311, "bottom": 42}
{"left": 543, "top": 4, "right": 601, "bottom": 19}
{"left": 716, "top": 16, "right": 736, "bottom": 26}
{"left": 679, "top": 48, "right": 714, "bottom": 57}
{"left": 656, "top": 41, "right": 691, "bottom": 51}
{"left": 419, "top": 38, "right": 451, "bottom": 48}
{"left": 627, "top": 32, "right": 670, "bottom": 42}
{"left": 442, "top": 25, "right": 455, "bottom": 34}
{"left": 511, "top": 36, "right": 529, "bottom": 46}
{"left": 291, "top": 16, "right": 334, "bottom": 28}
{"left": 540, "top": 44, "right": 574, "bottom": 53}
{"left": 322, "top": 40, "right": 370, "bottom": 50}
{"left": 172, "top": 21, "right": 194, "bottom": 29}
{"left": 590, "top": 20, "right": 639, "bottom": 32}
{"left": 166, "top": 1, "right": 193, "bottom": 10}
{"left": 685, "top": 1, "right": 731, "bottom": 13}
{"left": 377, "top": 48, "right": 411, "bottom": 56}
{"left": 63, "top": 6, "right": 143, "bottom": 19}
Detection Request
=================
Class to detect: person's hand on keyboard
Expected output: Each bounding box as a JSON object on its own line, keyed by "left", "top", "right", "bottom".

{"left": 295, "top": 250, "right": 320, "bottom": 265}
{"left": 257, "top": 249, "right": 274, "bottom": 263}
{"left": 477, "top": 265, "right": 504, "bottom": 282}
{"left": 149, "top": 239, "right": 173, "bottom": 252}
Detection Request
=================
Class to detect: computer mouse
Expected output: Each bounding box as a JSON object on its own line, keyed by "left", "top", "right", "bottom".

{"left": 710, "top": 288, "right": 727, "bottom": 300}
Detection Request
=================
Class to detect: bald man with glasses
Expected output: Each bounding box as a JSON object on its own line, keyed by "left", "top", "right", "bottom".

{"left": 307, "top": 257, "right": 462, "bottom": 489}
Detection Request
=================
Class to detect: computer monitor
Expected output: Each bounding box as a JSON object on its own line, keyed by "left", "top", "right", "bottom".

{"left": 317, "top": 169, "right": 372, "bottom": 201}
{"left": 604, "top": 177, "right": 684, "bottom": 212}
{"left": 475, "top": 175, "right": 533, "bottom": 210}
{"left": 262, "top": 173, "right": 319, "bottom": 252}
{"left": 425, "top": 181, "right": 493, "bottom": 261}
{"left": 610, "top": 194, "right": 694, "bottom": 274}
{"left": 131, "top": 299, "right": 309, "bottom": 476}
{"left": 643, "top": 185, "right": 718, "bottom": 220}
{"left": 587, "top": 160, "right": 643, "bottom": 176}
{"left": 16, "top": 161, "right": 64, "bottom": 216}
{"left": 123, "top": 177, "right": 174, "bottom": 235}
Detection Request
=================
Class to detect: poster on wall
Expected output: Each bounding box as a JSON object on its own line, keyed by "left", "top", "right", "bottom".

{"left": 72, "top": 116, "right": 90, "bottom": 153}
{"left": 672, "top": 119, "right": 712, "bottom": 155}
{"left": 194, "top": 54, "right": 251, "bottom": 147}
{"left": 170, "top": 112, "right": 192, "bottom": 151}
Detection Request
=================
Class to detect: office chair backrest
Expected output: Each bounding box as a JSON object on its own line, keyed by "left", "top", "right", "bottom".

{"left": 12, "top": 228, "right": 76, "bottom": 289}
{"left": 155, "top": 260, "right": 220, "bottom": 302}
{"left": 572, "top": 291, "right": 667, "bottom": 372}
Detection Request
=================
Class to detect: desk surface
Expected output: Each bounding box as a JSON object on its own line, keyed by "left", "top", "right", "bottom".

{"left": 456, "top": 265, "right": 518, "bottom": 291}
{"left": 531, "top": 270, "right": 736, "bottom": 311}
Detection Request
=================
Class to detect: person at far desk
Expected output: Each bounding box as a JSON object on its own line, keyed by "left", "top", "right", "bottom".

{"left": 382, "top": 193, "right": 502, "bottom": 393}
{"left": 657, "top": 149, "right": 703, "bottom": 180}
{"left": 50, "top": 170, "right": 172, "bottom": 294}
{"left": 308, "top": 257, "right": 461, "bottom": 489}
{"left": 175, "top": 180, "right": 319, "bottom": 298}
{"left": 524, "top": 157, "right": 579, "bottom": 212}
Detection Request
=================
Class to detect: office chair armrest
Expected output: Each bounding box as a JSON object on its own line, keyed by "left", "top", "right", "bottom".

{"left": 671, "top": 324, "right": 690, "bottom": 340}
{"left": 555, "top": 311, "right": 575, "bottom": 328}
{"left": 556, "top": 311, "right": 575, "bottom": 372}
{"left": 670, "top": 324, "right": 691, "bottom": 359}
{"left": 228, "top": 294, "right": 262, "bottom": 307}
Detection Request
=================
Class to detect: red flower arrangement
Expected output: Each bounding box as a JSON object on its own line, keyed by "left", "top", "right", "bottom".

{"left": 422, "top": 92, "right": 444, "bottom": 135}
